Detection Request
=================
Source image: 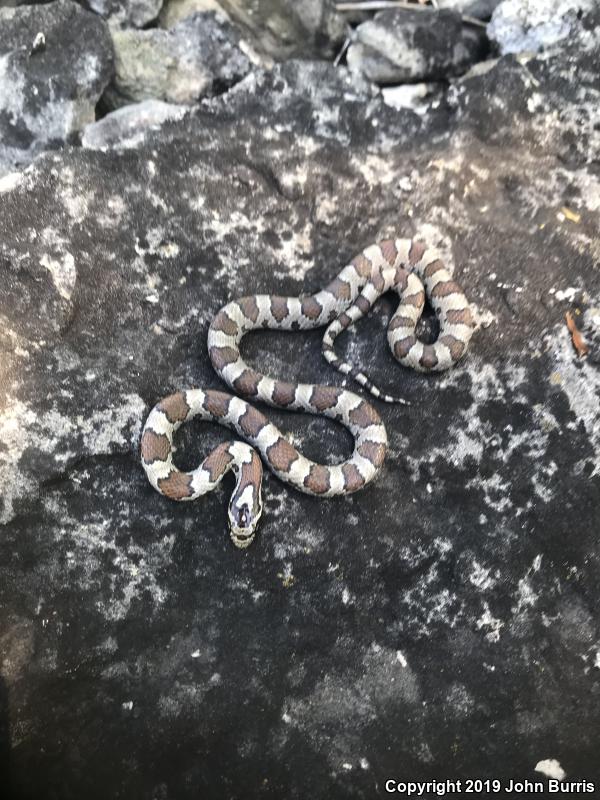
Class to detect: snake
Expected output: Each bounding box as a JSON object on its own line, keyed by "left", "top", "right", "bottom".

{"left": 140, "top": 238, "right": 475, "bottom": 548}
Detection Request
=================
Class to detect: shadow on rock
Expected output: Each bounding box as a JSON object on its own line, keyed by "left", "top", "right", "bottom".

{"left": 0, "top": 676, "right": 11, "bottom": 799}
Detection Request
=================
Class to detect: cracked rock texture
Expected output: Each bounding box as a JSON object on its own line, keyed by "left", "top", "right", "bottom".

{"left": 1, "top": 13, "right": 600, "bottom": 800}
{"left": 105, "top": 11, "right": 252, "bottom": 109}
{"left": 347, "top": 8, "right": 486, "bottom": 84}
{"left": 0, "top": 0, "right": 114, "bottom": 175}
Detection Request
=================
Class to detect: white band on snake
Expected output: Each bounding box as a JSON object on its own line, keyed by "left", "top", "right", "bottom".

{"left": 141, "top": 238, "right": 475, "bottom": 547}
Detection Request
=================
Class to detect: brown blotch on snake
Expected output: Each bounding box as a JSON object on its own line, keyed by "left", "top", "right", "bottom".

{"left": 158, "top": 470, "right": 194, "bottom": 500}
{"left": 266, "top": 438, "right": 299, "bottom": 472}
{"left": 303, "top": 464, "right": 331, "bottom": 494}
{"left": 157, "top": 392, "right": 190, "bottom": 423}
{"left": 310, "top": 385, "right": 342, "bottom": 412}
{"left": 379, "top": 239, "right": 398, "bottom": 266}
{"left": 211, "top": 310, "right": 239, "bottom": 336}
{"left": 238, "top": 296, "right": 260, "bottom": 323}
{"left": 357, "top": 441, "right": 386, "bottom": 467}
{"left": 431, "top": 280, "right": 463, "bottom": 298}
{"left": 348, "top": 402, "right": 381, "bottom": 429}
{"left": 423, "top": 259, "right": 445, "bottom": 278}
{"left": 203, "top": 391, "right": 231, "bottom": 418}
{"left": 439, "top": 334, "right": 466, "bottom": 360}
{"left": 420, "top": 345, "right": 439, "bottom": 370}
{"left": 394, "top": 336, "right": 417, "bottom": 360}
{"left": 141, "top": 430, "right": 171, "bottom": 464}
{"left": 409, "top": 240, "right": 426, "bottom": 264}
{"left": 270, "top": 296, "right": 290, "bottom": 323}
{"left": 272, "top": 381, "right": 297, "bottom": 407}
{"left": 342, "top": 463, "right": 365, "bottom": 492}
{"left": 233, "top": 369, "right": 261, "bottom": 397}
{"left": 203, "top": 443, "right": 235, "bottom": 482}
{"left": 301, "top": 296, "right": 322, "bottom": 320}
{"left": 389, "top": 315, "right": 415, "bottom": 331}
{"left": 209, "top": 346, "right": 238, "bottom": 371}
{"left": 239, "top": 407, "right": 267, "bottom": 439}
{"left": 446, "top": 308, "right": 474, "bottom": 326}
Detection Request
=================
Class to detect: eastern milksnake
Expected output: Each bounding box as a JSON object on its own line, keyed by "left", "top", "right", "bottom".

{"left": 141, "top": 238, "right": 475, "bottom": 547}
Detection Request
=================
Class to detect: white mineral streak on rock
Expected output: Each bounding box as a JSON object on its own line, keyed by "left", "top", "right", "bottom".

{"left": 40, "top": 252, "right": 77, "bottom": 301}
{"left": 0, "top": 171, "right": 22, "bottom": 193}
{"left": 476, "top": 602, "right": 504, "bottom": 642}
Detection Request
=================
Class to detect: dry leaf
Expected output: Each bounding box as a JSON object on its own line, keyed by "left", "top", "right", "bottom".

{"left": 565, "top": 311, "right": 589, "bottom": 357}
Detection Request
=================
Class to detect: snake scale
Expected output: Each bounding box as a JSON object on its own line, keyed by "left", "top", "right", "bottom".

{"left": 141, "top": 238, "right": 475, "bottom": 547}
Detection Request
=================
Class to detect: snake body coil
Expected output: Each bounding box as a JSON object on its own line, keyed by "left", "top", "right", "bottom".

{"left": 141, "top": 238, "right": 475, "bottom": 547}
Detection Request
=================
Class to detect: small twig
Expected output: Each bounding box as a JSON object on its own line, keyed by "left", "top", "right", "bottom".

{"left": 335, "top": 1, "right": 488, "bottom": 27}
{"left": 334, "top": 35, "right": 352, "bottom": 66}
{"left": 336, "top": 1, "right": 430, "bottom": 9}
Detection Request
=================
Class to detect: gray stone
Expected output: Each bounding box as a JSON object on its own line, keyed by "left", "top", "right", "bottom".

{"left": 437, "top": 0, "right": 502, "bottom": 20}
{"left": 347, "top": 8, "right": 486, "bottom": 84}
{"left": 158, "top": 0, "right": 225, "bottom": 29}
{"left": 488, "top": 0, "right": 597, "bottom": 54}
{"left": 1, "top": 49, "right": 600, "bottom": 800}
{"left": 81, "top": 100, "right": 189, "bottom": 149}
{"left": 85, "top": 0, "right": 163, "bottom": 27}
{"left": 1, "top": 0, "right": 164, "bottom": 27}
{"left": 104, "top": 11, "right": 251, "bottom": 108}
{"left": 159, "top": 0, "right": 347, "bottom": 59}
{"left": 0, "top": 0, "right": 113, "bottom": 174}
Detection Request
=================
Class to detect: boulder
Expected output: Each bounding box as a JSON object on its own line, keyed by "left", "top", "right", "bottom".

{"left": 104, "top": 11, "right": 251, "bottom": 108}
{"left": 160, "top": 0, "right": 348, "bottom": 59}
{"left": 347, "top": 8, "right": 487, "bottom": 84}
{"left": 1, "top": 43, "right": 600, "bottom": 800}
{"left": 0, "top": 0, "right": 113, "bottom": 174}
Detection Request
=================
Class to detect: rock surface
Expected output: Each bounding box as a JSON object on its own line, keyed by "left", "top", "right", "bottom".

{"left": 159, "top": 0, "right": 348, "bottom": 60}
{"left": 85, "top": 0, "right": 163, "bottom": 27}
{"left": 82, "top": 99, "right": 189, "bottom": 149}
{"left": 347, "top": 8, "right": 486, "bottom": 84}
{"left": 488, "top": 0, "right": 596, "bottom": 54}
{"left": 104, "top": 11, "right": 252, "bottom": 108}
{"left": 0, "top": 0, "right": 114, "bottom": 175}
{"left": 158, "top": 0, "right": 225, "bottom": 29}
{"left": 437, "top": 0, "right": 502, "bottom": 18}
{"left": 1, "top": 16, "right": 600, "bottom": 800}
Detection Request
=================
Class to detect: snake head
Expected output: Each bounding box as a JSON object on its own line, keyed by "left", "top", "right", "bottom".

{"left": 228, "top": 445, "right": 264, "bottom": 549}
{"left": 228, "top": 501, "right": 262, "bottom": 549}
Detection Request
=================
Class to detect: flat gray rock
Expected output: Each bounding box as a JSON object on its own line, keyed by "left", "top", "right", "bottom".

{"left": 82, "top": 99, "right": 190, "bottom": 149}
{"left": 0, "top": 0, "right": 113, "bottom": 174}
{"left": 0, "top": 49, "right": 599, "bottom": 800}
{"left": 347, "top": 8, "right": 486, "bottom": 84}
